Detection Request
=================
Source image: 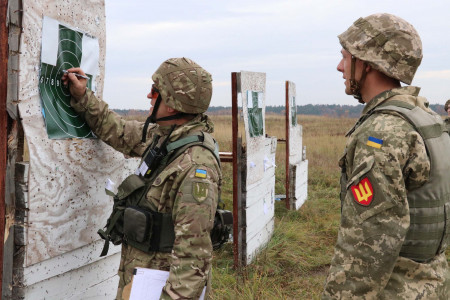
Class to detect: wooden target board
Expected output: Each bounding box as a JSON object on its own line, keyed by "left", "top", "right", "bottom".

{"left": 12, "top": 1, "right": 138, "bottom": 298}
{"left": 238, "top": 71, "right": 276, "bottom": 265}
{"left": 286, "top": 81, "right": 308, "bottom": 210}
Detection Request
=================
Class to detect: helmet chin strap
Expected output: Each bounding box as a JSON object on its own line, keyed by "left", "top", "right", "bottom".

{"left": 350, "top": 55, "right": 368, "bottom": 104}
{"left": 141, "top": 95, "right": 196, "bottom": 143}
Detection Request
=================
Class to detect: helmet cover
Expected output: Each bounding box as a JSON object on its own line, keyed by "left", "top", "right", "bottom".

{"left": 152, "top": 57, "right": 213, "bottom": 114}
{"left": 339, "top": 13, "right": 422, "bottom": 84}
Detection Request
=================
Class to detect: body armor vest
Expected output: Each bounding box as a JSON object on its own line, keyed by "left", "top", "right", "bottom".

{"left": 98, "top": 131, "right": 223, "bottom": 257}
{"left": 340, "top": 99, "right": 450, "bottom": 263}
{"left": 372, "top": 100, "right": 450, "bottom": 262}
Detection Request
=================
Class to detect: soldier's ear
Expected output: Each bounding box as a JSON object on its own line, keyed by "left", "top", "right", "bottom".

{"left": 365, "top": 64, "right": 372, "bottom": 73}
{"left": 166, "top": 106, "right": 177, "bottom": 114}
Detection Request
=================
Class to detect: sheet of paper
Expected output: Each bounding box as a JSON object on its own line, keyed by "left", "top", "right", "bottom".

{"left": 130, "top": 267, "right": 206, "bottom": 300}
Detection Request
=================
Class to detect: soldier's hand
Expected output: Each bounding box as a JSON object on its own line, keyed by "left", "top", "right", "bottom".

{"left": 61, "top": 67, "right": 88, "bottom": 101}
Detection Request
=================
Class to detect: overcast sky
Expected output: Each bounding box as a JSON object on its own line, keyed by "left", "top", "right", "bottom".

{"left": 103, "top": 0, "right": 450, "bottom": 110}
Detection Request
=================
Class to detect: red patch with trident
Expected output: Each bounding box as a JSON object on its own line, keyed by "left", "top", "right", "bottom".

{"left": 351, "top": 177, "right": 374, "bottom": 206}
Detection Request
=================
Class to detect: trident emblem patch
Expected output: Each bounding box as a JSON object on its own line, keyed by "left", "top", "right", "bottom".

{"left": 351, "top": 177, "right": 373, "bottom": 206}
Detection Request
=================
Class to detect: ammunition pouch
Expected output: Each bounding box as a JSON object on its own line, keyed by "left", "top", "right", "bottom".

{"left": 123, "top": 206, "right": 175, "bottom": 253}
{"left": 210, "top": 209, "right": 233, "bottom": 250}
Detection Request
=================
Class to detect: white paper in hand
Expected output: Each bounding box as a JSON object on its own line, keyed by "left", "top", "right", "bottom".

{"left": 130, "top": 267, "right": 206, "bottom": 300}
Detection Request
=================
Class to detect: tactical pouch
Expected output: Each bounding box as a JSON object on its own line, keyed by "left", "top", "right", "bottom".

{"left": 98, "top": 174, "right": 147, "bottom": 256}
{"left": 158, "top": 213, "right": 176, "bottom": 252}
{"left": 123, "top": 206, "right": 175, "bottom": 254}
{"left": 124, "top": 206, "right": 153, "bottom": 244}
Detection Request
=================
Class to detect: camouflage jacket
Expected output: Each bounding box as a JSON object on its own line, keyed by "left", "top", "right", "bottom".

{"left": 71, "top": 90, "right": 222, "bottom": 300}
{"left": 323, "top": 86, "right": 449, "bottom": 299}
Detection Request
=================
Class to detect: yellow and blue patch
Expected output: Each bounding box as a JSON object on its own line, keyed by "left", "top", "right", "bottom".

{"left": 195, "top": 169, "right": 207, "bottom": 179}
{"left": 366, "top": 136, "right": 383, "bottom": 149}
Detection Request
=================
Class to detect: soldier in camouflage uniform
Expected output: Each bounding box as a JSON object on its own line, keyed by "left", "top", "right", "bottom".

{"left": 323, "top": 14, "right": 450, "bottom": 299}
{"left": 63, "top": 58, "right": 221, "bottom": 300}
{"left": 445, "top": 99, "right": 450, "bottom": 132}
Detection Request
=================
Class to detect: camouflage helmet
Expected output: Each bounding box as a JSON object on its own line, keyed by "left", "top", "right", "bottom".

{"left": 152, "top": 57, "right": 213, "bottom": 114}
{"left": 445, "top": 99, "right": 450, "bottom": 112}
{"left": 339, "top": 13, "right": 423, "bottom": 84}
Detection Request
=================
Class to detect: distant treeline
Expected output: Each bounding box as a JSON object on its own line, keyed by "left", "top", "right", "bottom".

{"left": 113, "top": 104, "right": 446, "bottom": 118}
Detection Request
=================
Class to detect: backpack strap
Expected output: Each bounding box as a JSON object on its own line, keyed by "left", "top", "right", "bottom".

{"left": 98, "top": 207, "right": 124, "bottom": 256}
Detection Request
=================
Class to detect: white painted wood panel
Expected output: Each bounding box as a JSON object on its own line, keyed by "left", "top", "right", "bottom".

{"left": 289, "top": 125, "right": 303, "bottom": 164}
{"left": 245, "top": 151, "right": 276, "bottom": 239}
{"left": 287, "top": 81, "right": 308, "bottom": 210}
{"left": 240, "top": 71, "right": 267, "bottom": 186}
{"left": 18, "top": 0, "right": 139, "bottom": 267}
{"left": 239, "top": 71, "right": 276, "bottom": 265}
{"left": 293, "top": 160, "right": 308, "bottom": 210}
{"left": 245, "top": 219, "right": 274, "bottom": 263}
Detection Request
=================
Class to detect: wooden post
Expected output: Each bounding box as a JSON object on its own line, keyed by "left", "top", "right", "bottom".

{"left": 0, "top": 0, "right": 10, "bottom": 295}
{"left": 231, "top": 72, "right": 240, "bottom": 268}
{"left": 285, "top": 81, "right": 290, "bottom": 209}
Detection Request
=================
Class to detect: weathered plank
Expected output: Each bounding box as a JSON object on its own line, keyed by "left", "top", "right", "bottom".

{"left": 287, "top": 81, "right": 308, "bottom": 210}
{"left": 1, "top": 1, "right": 11, "bottom": 297}
{"left": 19, "top": 251, "right": 120, "bottom": 299}
{"left": 245, "top": 219, "right": 274, "bottom": 263}
{"left": 22, "top": 239, "right": 121, "bottom": 286}
{"left": 239, "top": 71, "right": 276, "bottom": 265}
{"left": 3, "top": 119, "right": 19, "bottom": 298}
{"left": 291, "top": 160, "right": 308, "bottom": 210}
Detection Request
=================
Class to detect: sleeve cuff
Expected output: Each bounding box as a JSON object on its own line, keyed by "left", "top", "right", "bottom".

{"left": 70, "top": 88, "right": 91, "bottom": 113}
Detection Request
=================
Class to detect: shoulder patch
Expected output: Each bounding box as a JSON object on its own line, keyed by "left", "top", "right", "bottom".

{"left": 366, "top": 136, "right": 383, "bottom": 149}
{"left": 351, "top": 177, "right": 374, "bottom": 206}
{"left": 195, "top": 168, "right": 207, "bottom": 178}
{"left": 192, "top": 182, "right": 209, "bottom": 202}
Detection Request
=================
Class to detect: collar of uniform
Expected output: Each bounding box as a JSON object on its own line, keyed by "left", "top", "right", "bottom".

{"left": 362, "top": 86, "right": 421, "bottom": 115}
{"left": 345, "top": 86, "right": 421, "bottom": 137}
{"left": 153, "top": 114, "right": 214, "bottom": 142}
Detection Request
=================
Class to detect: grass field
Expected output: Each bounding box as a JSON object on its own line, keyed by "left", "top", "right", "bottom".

{"left": 208, "top": 114, "right": 356, "bottom": 299}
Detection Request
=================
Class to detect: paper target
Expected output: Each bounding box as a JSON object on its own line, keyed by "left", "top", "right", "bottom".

{"left": 290, "top": 96, "right": 297, "bottom": 127}
{"left": 39, "top": 16, "right": 99, "bottom": 139}
{"left": 246, "top": 90, "right": 264, "bottom": 137}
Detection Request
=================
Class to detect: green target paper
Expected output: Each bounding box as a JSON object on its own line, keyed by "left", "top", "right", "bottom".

{"left": 39, "top": 16, "right": 99, "bottom": 139}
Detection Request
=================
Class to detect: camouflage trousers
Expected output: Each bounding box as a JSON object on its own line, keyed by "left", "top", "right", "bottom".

{"left": 116, "top": 244, "right": 212, "bottom": 300}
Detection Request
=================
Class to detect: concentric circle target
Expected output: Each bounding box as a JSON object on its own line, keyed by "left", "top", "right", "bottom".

{"left": 39, "top": 25, "right": 94, "bottom": 139}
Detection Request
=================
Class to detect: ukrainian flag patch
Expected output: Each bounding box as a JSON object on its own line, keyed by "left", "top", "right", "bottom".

{"left": 195, "top": 169, "right": 207, "bottom": 178}
{"left": 367, "top": 136, "right": 383, "bottom": 149}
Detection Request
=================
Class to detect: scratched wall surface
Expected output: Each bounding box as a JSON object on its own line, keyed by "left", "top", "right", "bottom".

{"left": 17, "top": 0, "right": 139, "bottom": 269}
{"left": 287, "top": 81, "right": 308, "bottom": 210}
{"left": 240, "top": 71, "right": 276, "bottom": 265}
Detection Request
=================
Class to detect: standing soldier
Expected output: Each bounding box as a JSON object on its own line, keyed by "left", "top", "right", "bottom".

{"left": 445, "top": 99, "right": 450, "bottom": 132}
{"left": 323, "top": 13, "right": 450, "bottom": 299}
{"left": 63, "top": 57, "right": 222, "bottom": 300}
